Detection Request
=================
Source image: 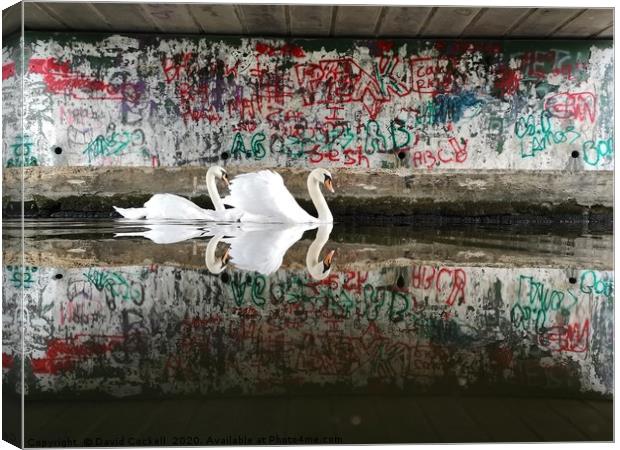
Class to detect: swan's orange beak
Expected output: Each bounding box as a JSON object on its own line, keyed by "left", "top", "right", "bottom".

{"left": 221, "top": 173, "right": 230, "bottom": 187}
{"left": 323, "top": 250, "right": 335, "bottom": 271}
{"left": 324, "top": 178, "right": 335, "bottom": 193}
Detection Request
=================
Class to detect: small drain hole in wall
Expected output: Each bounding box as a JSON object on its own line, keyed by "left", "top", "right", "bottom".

{"left": 571, "top": 150, "right": 579, "bottom": 158}
{"left": 54, "top": 146, "right": 63, "bottom": 155}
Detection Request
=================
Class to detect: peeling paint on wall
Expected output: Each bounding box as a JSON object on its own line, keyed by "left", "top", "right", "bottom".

{"left": 2, "top": 34, "right": 614, "bottom": 171}
{"left": 2, "top": 264, "right": 613, "bottom": 398}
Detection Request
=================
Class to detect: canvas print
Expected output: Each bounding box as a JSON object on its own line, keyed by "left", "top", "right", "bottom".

{"left": 1, "top": 2, "right": 614, "bottom": 447}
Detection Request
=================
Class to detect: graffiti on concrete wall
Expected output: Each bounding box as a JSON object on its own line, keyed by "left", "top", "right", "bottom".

{"left": 1, "top": 33, "right": 613, "bottom": 170}
{"left": 2, "top": 264, "right": 613, "bottom": 398}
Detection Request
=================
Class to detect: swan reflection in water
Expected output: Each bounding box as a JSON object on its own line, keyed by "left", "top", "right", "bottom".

{"left": 115, "top": 222, "right": 335, "bottom": 280}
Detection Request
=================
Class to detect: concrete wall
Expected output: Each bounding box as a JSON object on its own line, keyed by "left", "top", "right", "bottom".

{"left": 1, "top": 32, "right": 614, "bottom": 216}
{"left": 2, "top": 262, "right": 613, "bottom": 398}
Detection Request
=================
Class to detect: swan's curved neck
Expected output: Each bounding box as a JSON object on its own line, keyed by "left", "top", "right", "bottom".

{"left": 205, "top": 234, "right": 225, "bottom": 274}
{"left": 306, "top": 224, "right": 333, "bottom": 280}
{"left": 307, "top": 176, "right": 333, "bottom": 223}
{"left": 206, "top": 170, "right": 224, "bottom": 211}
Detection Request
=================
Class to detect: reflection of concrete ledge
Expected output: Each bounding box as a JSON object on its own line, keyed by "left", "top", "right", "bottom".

{"left": 5, "top": 233, "right": 612, "bottom": 270}
{"left": 2, "top": 166, "right": 613, "bottom": 217}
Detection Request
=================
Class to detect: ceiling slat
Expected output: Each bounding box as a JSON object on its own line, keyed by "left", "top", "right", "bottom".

{"left": 141, "top": 3, "right": 200, "bottom": 34}
{"left": 39, "top": 2, "right": 111, "bottom": 31}
{"left": 10, "top": 4, "right": 614, "bottom": 40}
{"left": 461, "top": 8, "right": 532, "bottom": 37}
{"left": 421, "top": 7, "right": 481, "bottom": 37}
{"left": 508, "top": 8, "right": 585, "bottom": 37}
{"left": 239, "top": 5, "right": 287, "bottom": 36}
{"left": 89, "top": 3, "right": 161, "bottom": 33}
{"left": 594, "top": 25, "right": 613, "bottom": 38}
{"left": 552, "top": 8, "right": 613, "bottom": 37}
{"left": 334, "top": 6, "right": 382, "bottom": 37}
{"left": 377, "top": 6, "right": 433, "bottom": 37}
{"left": 289, "top": 5, "right": 331, "bottom": 37}
{"left": 2, "top": 2, "right": 21, "bottom": 37}
{"left": 24, "top": 3, "right": 66, "bottom": 31}
{"left": 189, "top": 4, "right": 243, "bottom": 35}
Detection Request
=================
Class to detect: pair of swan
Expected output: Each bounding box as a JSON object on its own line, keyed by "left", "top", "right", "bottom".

{"left": 114, "top": 167, "right": 335, "bottom": 224}
{"left": 114, "top": 222, "right": 335, "bottom": 280}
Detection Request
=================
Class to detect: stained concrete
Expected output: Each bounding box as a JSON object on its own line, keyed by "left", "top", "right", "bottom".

{"left": 1, "top": 167, "right": 613, "bottom": 218}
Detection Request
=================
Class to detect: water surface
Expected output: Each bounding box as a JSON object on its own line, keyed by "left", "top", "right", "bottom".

{"left": 2, "top": 220, "right": 614, "bottom": 445}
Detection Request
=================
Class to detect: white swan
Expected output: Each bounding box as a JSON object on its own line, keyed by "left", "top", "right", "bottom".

{"left": 223, "top": 168, "right": 334, "bottom": 224}
{"left": 205, "top": 223, "right": 335, "bottom": 279}
{"left": 113, "top": 222, "right": 209, "bottom": 244}
{"left": 113, "top": 166, "right": 243, "bottom": 221}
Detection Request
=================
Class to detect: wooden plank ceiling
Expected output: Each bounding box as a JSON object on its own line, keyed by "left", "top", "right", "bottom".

{"left": 2, "top": 3, "right": 614, "bottom": 39}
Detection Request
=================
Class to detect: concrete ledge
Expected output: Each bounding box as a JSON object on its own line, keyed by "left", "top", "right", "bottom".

{"left": 2, "top": 167, "right": 613, "bottom": 218}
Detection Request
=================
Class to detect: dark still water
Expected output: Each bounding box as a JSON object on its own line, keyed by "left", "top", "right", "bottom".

{"left": 2, "top": 220, "right": 614, "bottom": 445}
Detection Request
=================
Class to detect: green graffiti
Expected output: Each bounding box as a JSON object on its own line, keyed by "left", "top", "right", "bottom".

{"left": 6, "top": 134, "right": 38, "bottom": 167}
{"left": 83, "top": 268, "right": 144, "bottom": 310}
{"left": 6, "top": 265, "right": 38, "bottom": 289}
{"left": 579, "top": 270, "right": 613, "bottom": 298}
{"left": 582, "top": 137, "right": 613, "bottom": 167}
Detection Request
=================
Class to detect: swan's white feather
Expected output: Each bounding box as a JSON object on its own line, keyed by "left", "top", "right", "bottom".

{"left": 224, "top": 224, "right": 314, "bottom": 274}
{"left": 202, "top": 223, "right": 316, "bottom": 275}
{"left": 114, "top": 193, "right": 243, "bottom": 221}
{"left": 224, "top": 170, "right": 316, "bottom": 223}
{"left": 114, "top": 223, "right": 208, "bottom": 244}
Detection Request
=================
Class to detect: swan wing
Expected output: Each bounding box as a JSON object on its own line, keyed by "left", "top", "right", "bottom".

{"left": 223, "top": 224, "right": 315, "bottom": 274}
{"left": 142, "top": 194, "right": 218, "bottom": 220}
{"left": 225, "top": 171, "right": 315, "bottom": 223}
{"left": 114, "top": 223, "right": 208, "bottom": 244}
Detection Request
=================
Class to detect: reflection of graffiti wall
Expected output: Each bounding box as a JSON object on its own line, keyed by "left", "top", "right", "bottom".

{"left": 2, "top": 34, "right": 613, "bottom": 171}
{"left": 2, "top": 264, "right": 613, "bottom": 398}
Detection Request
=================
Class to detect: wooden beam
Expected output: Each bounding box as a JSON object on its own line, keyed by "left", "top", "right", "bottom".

{"left": 508, "top": 8, "right": 585, "bottom": 37}
{"left": 334, "top": 5, "right": 382, "bottom": 37}
{"left": 289, "top": 5, "right": 332, "bottom": 37}
{"left": 552, "top": 8, "right": 613, "bottom": 37}
{"left": 377, "top": 6, "right": 433, "bottom": 37}
{"left": 461, "top": 8, "right": 532, "bottom": 37}
{"left": 239, "top": 5, "right": 287, "bottom": 36}
{"left": 421, "top": 7, "right": 482, "bottom": 38}
{"left": 190, "top": 4, "right": 243, "bottom": 35}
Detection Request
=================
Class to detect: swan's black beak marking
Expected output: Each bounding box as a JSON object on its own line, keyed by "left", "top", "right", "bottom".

{"left": 324, "top": 175, "right": 335, "bottom": 193}
{"left": 322, "top": 250, "right": 335, "bottom": 272}
{"left": 221, "top": 248, "right": 231, "bottom": 266}
{"left": 221, "top": 172, "right": 229, "bottom": 187}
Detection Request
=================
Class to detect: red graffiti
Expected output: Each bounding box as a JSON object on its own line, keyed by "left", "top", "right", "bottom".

{"left": 28, "top": 57, "right": 137, "bottom": 100}
{"left": 2, "top": 353, "right": 14, "bottom": 369}
{"left": 411, "top": 265, "right": 467, "bottom": 306}
{"left": 410, "top": 56, "right": 453, "bottom": 95}
{"left": 343, "top": 271, "right": 369, "bottom": 294}
{"left": 30, "top": 334, "right": 125, "bottom": 374}
{"left": 295, "top": 58, "right": 391, "bottom": 119}
{"left": 162, "top": 51, "right": 193, "bottom": 83}
{"left": 540, "top": 320, "right": 590, "bottom": 353}
{"left": 412, "top": 137, "right": 468, "bottom": 170}
{"left": 544, "top": 92, "right": 596, "bottom": 123}
{"left": 178, "top": 82, "right": 221, "bottom": 124}
{"left": 2, "top": 62, "right": 15, "bottom": 80}
{"left": 256, "top": 42, "right": 305, "bottom": 58}
{"left": 495, "top": 67, "right": 521, "bottom": 97}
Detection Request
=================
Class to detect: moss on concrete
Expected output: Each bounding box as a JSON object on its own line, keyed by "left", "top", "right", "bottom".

{"left": 3, "top": 193, "right": 612, "bottom": 221}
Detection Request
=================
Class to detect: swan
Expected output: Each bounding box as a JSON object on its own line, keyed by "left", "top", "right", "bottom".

{"left": 113, "top": 222, "right": 209, "bottom": 244}
{"left": 113, "top": 166, "right": 243, "bottom": 221}
{"left": 223, "top": 168, "right": 334, "bottom": 224}
{"left": 204, "top": 223, "right": 335, "bottom": 279}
